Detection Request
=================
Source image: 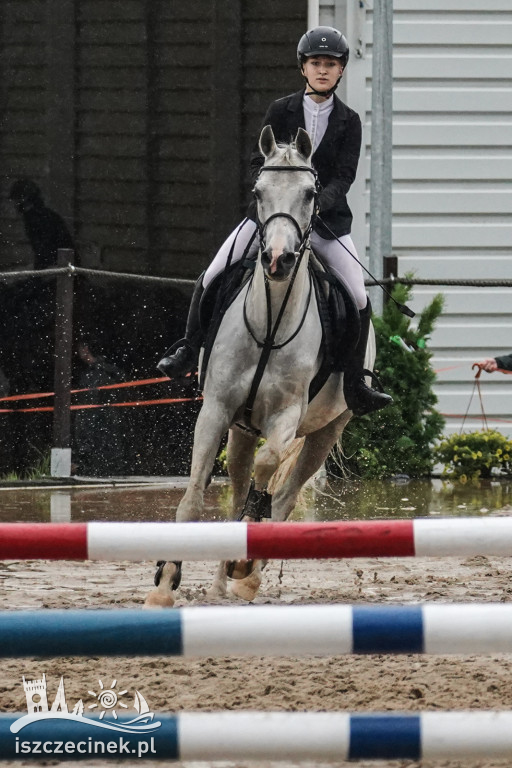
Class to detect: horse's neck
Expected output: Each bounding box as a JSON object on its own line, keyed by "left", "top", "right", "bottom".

{"left": 246, "top": 257, "right": 310, "bottom": 342}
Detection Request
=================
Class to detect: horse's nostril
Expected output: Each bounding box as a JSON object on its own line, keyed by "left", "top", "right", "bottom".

{"left": 261, "top": 250, "right": 271, "bottom": 266}
{"left": 282, "top": 252, "right": 296, "bottom": 267}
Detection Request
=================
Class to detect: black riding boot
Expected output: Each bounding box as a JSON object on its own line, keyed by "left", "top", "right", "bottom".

{"left": 157, "top": 275, "right": 204, "bottom": 379}
{"left": 343, "top": 298, "right": 393, "bottom": 416}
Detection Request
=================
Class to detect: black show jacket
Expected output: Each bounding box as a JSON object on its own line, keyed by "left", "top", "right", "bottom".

{"left": 248, "top": 89, "right": 362, "bottom": 239}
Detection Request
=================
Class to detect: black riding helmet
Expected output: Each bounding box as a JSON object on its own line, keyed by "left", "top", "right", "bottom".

{"left": 297, "top": 26, "right": 349, "bottom": 97}
{"left": 297, "top": 26, "right": 349, "bottom": 66}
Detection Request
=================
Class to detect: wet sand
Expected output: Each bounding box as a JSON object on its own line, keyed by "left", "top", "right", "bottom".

{"left": 2, "top": 544, "right": 512, "bottom": 767}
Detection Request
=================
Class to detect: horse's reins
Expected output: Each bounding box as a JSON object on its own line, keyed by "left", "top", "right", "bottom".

{"left": 240, "top": 164, "right": 320, "bottom": 435}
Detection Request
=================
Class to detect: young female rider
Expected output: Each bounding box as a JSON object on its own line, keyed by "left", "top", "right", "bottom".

{"left": 158, "top": 26, "right": 392, "bottom": 416}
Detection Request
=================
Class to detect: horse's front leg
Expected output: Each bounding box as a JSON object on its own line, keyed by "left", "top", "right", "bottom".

{"left": 210, "top": 427, "right": 259, "bottom": 599}
{"left": 145, "top": 400, "right": 231, "bottom": 608}
{"left": 227, "top": 427, "right": 259, "bottom": 515}
{"left": 176, "top": 401, "right": 232, "bottom": 522}
{"left": 229, "top": 405, "right": 302, "bottom": 603}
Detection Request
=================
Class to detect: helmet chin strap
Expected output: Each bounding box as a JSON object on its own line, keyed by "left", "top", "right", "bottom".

{"left": 303, "top": 74, "right": 343, "bottom": 100}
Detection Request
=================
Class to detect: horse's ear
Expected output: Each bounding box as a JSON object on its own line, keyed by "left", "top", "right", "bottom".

{"left": 295, "top": 128, "right": 313, "bottom": 161}
{"left": 259, "top": 125, "right": 277, "bottom": 158}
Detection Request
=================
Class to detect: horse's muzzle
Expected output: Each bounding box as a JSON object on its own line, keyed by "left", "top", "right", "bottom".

{"left": 261, "top": 249, "right": 297, "bottom": 280}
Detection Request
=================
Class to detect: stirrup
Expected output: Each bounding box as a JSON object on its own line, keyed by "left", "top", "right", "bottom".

{"left": 157, "top": 339, "right": 196, "bottom": 379}
{"left": 344, "top": 369, "right": 393, "bottom": 416}
{"left": 362, "top": 368, "right": 386, "bottom": 392}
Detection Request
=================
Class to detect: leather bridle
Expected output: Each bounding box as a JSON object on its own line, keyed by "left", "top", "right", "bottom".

{"left": 254, "top": 164, "right": 321, "bottom": 258}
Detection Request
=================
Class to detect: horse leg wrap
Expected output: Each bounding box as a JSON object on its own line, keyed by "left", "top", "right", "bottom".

{"left": 226, "top": 559, "right": 254, "bottom": 579}
{"left": 240, "top": 483, "right": 272, "bottom": 522}
{"left": 154, "top": 560, "right": 182, "bottom": 590}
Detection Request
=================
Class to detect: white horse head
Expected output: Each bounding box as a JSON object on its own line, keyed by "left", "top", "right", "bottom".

{"left": 253, "top": 125, "right": 316, "bottom": 281}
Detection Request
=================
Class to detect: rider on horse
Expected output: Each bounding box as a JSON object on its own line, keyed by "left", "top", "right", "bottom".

{"left": 158, "top": 26, "right": 392, "bottom": 417}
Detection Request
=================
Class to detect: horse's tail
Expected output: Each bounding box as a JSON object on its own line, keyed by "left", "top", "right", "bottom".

{"left": 267, "top": 437, "right": 306, "bottom": 494}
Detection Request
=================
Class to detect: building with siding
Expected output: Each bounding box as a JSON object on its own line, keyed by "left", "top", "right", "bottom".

{"left": 324, "top": 0, "right": 512, "bottom": 436}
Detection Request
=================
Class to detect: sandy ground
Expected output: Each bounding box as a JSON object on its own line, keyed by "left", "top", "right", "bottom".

{"left": 2, "top": 543, "right": 512, "bottom": 767}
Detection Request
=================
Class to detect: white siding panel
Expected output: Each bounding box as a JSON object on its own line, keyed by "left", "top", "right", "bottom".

{"left": 383, "top": 123, "right": 512, "bottom": 147}
{"left": 383, "top": 156, "right": 512, "bottom": 180}
{"left": 394, "top": 0, "right": 512, "bottom": 10}
{"left": 366, "top": 21, "right": 512, "bottom": 46}
{"left": 393, "top": 190, "right": 512, "bottom": 215}
{"left": 398, "top": 256, "right": 512, "bottom": 279}
{"left": 410, "top": 289, "right": 512, "bottom": 316}
{"left": 430, "top": 323, "right": 512, "bottom": 350}
{"left": 330, "top": 0, "right": 512, "bottom": 442}
{"left": 368, "top": 88, "right": 512, "bottom": 114}
{"left": 394, "top": 56, "right": 512, "bottom": 80}
{"left": 393, "top": 224, "right": 512, "bottom": 249}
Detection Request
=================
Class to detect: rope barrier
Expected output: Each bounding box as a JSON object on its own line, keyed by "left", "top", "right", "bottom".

{"left": 0, "top": 265, "right": 194, "bottom": 286}
{"left": 0, "top": 374, "right": 201, "bottom": 413}
{"left": 2, "top": 266, "right": 512, "bottom": 289}
{"left": 0, "top": 396, "right": 202, "bottom": 414}
{"left": 1, "top": 361, "right": 510, "bottom": 415}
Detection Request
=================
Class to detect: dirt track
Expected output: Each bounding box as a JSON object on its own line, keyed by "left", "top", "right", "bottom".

{"left": 2, "top": 536, "right": 512, "bottom": 767}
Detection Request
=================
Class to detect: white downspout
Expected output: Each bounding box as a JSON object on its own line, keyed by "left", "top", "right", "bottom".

{"left": 308, "top": 0, "right": 319, "bottom": 29}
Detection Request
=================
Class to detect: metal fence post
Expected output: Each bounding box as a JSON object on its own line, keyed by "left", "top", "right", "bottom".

{"left": 369, "top": 0, "right": 393, "bottom": 316}
{"left": 51, "top": 248, "right": 74, "bottom": 477}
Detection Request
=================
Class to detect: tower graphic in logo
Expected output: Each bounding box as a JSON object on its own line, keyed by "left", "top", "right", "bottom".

{"left": 22, "top": 674, "right": 49, "bottom": 714}
{"left": 14, "top": 673, "right": 161, "bottom": 736}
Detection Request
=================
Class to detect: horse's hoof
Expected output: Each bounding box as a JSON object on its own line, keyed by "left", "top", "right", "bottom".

{"left": 143, "top": 562, "right": 179, "bottom": 609}
{"left": 205, "top": 583, "right": 227, "bottom": 600}
{"left": 229, "top": 571, "right": 262, "bottom": 602}
{"left": 143, "top": 589, "right": 175, "bottom": 609}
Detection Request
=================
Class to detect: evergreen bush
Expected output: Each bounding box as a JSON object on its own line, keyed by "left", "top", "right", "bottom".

{"left": 339, "top": 282, "right": 445, "bottom": 479}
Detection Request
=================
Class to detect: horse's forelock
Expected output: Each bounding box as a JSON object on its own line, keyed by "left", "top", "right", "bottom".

{"left": 265, "top": 141, "right": 312, "bottom": 168}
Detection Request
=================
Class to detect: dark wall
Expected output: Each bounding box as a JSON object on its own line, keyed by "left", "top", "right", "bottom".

{"left": 0, "top": 0, "right": 308, "bottom": 277}
{"left": 0, "top": 0, "right": 307, "bottom": 476}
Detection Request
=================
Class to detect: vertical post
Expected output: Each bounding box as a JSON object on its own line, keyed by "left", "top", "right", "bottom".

{"left": 308, "top": 0, "right": 319, "bottom": 29}
{"left": 51, "top": 248, "right": 74, "bottom": 477}
{"left": 369, "top": 0, "right": 393, "bottom": 315}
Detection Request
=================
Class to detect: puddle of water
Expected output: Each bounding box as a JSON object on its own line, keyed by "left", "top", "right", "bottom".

{"left": 0, "top": 477, "right": 511, "bottom": 523}
{"left": 300, "top": 477, "right": 512, "bottom": 522}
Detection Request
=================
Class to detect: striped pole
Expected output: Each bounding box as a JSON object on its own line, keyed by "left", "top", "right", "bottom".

{"left": 2, "top": 604, "right": 512, "bottom": 658}
{"left": 4, "top": 711, "right": 512, "bottom": 760}
{"left": 1, "top": 518, "right": 512, "bottom": 561}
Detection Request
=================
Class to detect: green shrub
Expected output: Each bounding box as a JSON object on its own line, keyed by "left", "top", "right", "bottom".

{"left": 339, "top": 281, "right": 445, "bottom": 479}
{"left": 435, "top": 430, "right": 512, "bottom": 483}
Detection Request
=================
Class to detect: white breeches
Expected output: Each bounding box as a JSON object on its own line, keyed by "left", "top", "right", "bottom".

{"left": 203, "top": 218, "right": 367, "bottom": 310}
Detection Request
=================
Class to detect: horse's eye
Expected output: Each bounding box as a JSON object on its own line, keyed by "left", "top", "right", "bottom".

{"left": 305, "top": 189, "right": 315, "bottom": 202}
{"left": 253, "top": 188, "right": 262, "bottom": 201}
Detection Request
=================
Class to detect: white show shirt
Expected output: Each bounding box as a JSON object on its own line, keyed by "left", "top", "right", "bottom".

{"left": 302, "top": 93, "right": 334, "bottom": 152}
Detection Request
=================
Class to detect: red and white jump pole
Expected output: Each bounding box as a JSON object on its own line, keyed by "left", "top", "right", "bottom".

{"left": 1, "top": 518, "right": 512, "bottom": 561}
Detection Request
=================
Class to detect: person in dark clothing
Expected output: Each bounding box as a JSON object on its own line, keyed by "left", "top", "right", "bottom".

{"left": 73, "top": 341, "right": 127, "bottom": 476}
{"left": 476, "top": 354, "right": 512, "bottom": 373}
{"left": 9, "top": 178, "right": 74, "bottom": 269}
{"left": 157, "top": 26, "right": 392, "bottom": 416}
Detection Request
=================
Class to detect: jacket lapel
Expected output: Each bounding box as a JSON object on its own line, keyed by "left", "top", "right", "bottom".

{"left": 286, "top": 90, "right": 306, "bottom": 141}
{"left": 313, "top": 94, "right": 347, "bottom": 161}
